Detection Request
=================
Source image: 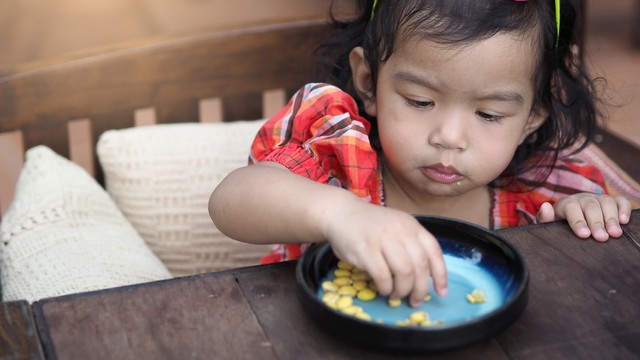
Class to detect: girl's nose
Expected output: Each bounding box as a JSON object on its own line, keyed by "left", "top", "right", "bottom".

{"left": 427, "top": 111, "right": 468, "bottom": 150}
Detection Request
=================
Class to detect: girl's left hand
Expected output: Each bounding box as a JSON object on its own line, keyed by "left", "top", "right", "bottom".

{"left": 536, "top": 194, "right": 631, "bottom": 241}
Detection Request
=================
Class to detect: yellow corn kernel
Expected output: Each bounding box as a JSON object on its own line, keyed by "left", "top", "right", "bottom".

{"left": 354, "top": 312, "right": 372, "bottom": 321}
{"left": 351, "top": 272, "right": 370, "bottom": 281}
{"left": 322, "top": 292, "right": 340, "bottom": 308}
{"left": 333, "top": 277, "right": 352, "bottom": 286}
{"left": 352, "top": 280, "right": 368, "bottom": 291}
{"left": 334, "top": 269, "right": 352, "bottom": 278}
{"left": 388, "top": 298, "right": 402, "bottom": 307}
{"left": 338, "top": 285, "right": 357, "bottom": 297}
{"left": 336, "top": 295, "right": 353, "bottom": 310}
{"left": 341, "top": 305, "right": 363, "bottom": 316}
{"left": 337, "top": 260, "right": 355, "bottom": 270}
{"left": 409, "top": 311, "right": 429, "bottom": 324}
{"left": 356, "top": 288, "right": 377, "bottom": 301}
{"left": 424, "top": 293, "right": 432, "bottom": 301}
{"left": 321, "top": 281, "right": 339, "bottom": 293}
{"left": 466, "top": 289, "right": 486, "bottom": 304}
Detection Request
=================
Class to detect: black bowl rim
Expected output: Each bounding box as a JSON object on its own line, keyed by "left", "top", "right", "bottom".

{"left": 295, "top": 215, "right": 529, "bottom": 352}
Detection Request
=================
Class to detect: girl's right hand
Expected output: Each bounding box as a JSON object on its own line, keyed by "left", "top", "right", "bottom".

{"left": 323, "top": 201, "right": 448, "bottom": 307}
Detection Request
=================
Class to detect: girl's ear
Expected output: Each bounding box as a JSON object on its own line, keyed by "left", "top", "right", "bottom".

{"left": 349, "top": 47, "right": 377, "bottom": 116}
{"left": 519, "top": 107, "right": 548, "bottom": 144}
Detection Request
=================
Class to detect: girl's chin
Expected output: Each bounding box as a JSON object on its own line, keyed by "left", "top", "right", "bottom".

{"left": 420, "top": 183, "right": 469, "bottom": 198}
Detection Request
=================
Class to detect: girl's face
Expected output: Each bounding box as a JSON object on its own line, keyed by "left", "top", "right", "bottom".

{"left": 352, "top": 32, "right": 545, "bottom": 202}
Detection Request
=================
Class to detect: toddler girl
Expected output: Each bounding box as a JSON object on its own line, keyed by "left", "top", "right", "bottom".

{"left": 209, "top": 0, "right": 631, "bottom": 307}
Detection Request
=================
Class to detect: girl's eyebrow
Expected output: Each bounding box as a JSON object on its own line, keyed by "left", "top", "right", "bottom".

{"left": 476, "top": 91, "right": 524, "bottom": 104}
{"left": 393, "top": 70, "right": 441, "bottom": 91}
{"left": 393, "top": 70, "right": 524, "bottom": 104}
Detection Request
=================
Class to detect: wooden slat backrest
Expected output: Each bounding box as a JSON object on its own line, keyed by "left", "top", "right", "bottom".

{"left": 134, "top": 108, "right": 157, "bottom": 127}
{"left": 0, "top": 20, "right": 324, "bottom": 220}
{"left": 262, "top": 88, "right": 287, "bottom": 119}
{"left": 0, "top": 20, "right": 327, "bottom": 161}
{"left": 0, "top": 86, "right": 288, "bottom": 219}
{"left": 0, "top": 131, "right": 24, "bottom": 217}
{"left": 199, "top": 98, "right": 224, "bottom": 123}
{"left": 67, "top": 119, "right": 95, "bottom": 178}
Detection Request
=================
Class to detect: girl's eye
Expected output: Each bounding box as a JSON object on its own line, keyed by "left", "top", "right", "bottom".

{"left": 405, "top": 98, "right": 433, "bottom": 109}
{"left": 477, "top": 111, "right": 503, "bottom": 123}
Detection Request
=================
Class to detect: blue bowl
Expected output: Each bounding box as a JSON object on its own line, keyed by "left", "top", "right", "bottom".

{"left": 296, "top": 215, "right": 529, "bottom": 353}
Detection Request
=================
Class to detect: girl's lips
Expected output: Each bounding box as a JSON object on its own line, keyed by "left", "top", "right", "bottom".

{"left": 422, "top": 164, "right": 463, "bottom": 184}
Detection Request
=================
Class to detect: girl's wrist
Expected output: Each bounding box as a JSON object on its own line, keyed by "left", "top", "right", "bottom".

{"left": 312, "top": 187, "right": 362, "bottom": 244}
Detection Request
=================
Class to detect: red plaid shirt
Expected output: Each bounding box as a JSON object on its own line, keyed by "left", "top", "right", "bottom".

{"left": 250, "top": 83, "right": 607, "bottom": 264}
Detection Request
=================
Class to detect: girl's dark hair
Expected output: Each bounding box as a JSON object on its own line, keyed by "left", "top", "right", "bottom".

{"left": 315, "top": 0, "right": 600, "bottom": 188}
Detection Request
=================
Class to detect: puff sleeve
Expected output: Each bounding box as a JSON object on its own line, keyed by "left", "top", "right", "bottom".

{"left": 250, "top": 83, "right": 382, "bottom": 204}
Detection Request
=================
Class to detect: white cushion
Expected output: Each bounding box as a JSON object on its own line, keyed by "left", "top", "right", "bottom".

{"left": 0, "top": 146, "right": 172, "bottom": 303}
{"left": 96, "top": 120, "right": 272, "bottom": 276}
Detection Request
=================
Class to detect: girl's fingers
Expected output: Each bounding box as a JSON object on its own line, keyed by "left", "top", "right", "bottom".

{"left": 365, "top": 250, "right": 394, "bottom": 297}
{"left": 599, "top": 196, "right": 623, "bottom": 237}
{"left": 332, "top": 209, "right": 448, "bottom": 306}
{"left": 536, "top": 202, "right": 556, "bottom": 223}
{"left": 424, "top": 233, "right": 447, "bottom": 298}
{"left": 579, "top": 197, "right": 609, "bottom": 241}
{"left": 616, "top": 195, "right": 632, "bottom": 224}
{"left": 380, "top": 227, "right": 447, "bottom": 306}
{"left": 550, "top": 194, "right": 629, "bottom": 241}
{"left": 562, "top": 200, "right": 592, "bottom": 239}
{"left": 403, "top": 237, "right": 431, "bottom": 307}
{"left": 382, "top": 242, "right": 414, "bottom": 301}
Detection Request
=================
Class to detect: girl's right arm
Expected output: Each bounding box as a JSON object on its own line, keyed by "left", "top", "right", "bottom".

{"left": 209, "top": 161, "right": 448, "bottom": 307}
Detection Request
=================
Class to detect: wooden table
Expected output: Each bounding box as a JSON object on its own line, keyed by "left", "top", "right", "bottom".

{"left": 2, "top": 209, "right": 638, "bottom": 360}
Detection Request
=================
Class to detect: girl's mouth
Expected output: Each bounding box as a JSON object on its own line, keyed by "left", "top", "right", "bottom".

{"left": 422, "top": 164, "right": 463, "bottom": 184}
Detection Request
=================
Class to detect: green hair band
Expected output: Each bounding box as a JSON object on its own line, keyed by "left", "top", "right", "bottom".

{"left": 555, "top": 0, "right": 561, "bottom": 48}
